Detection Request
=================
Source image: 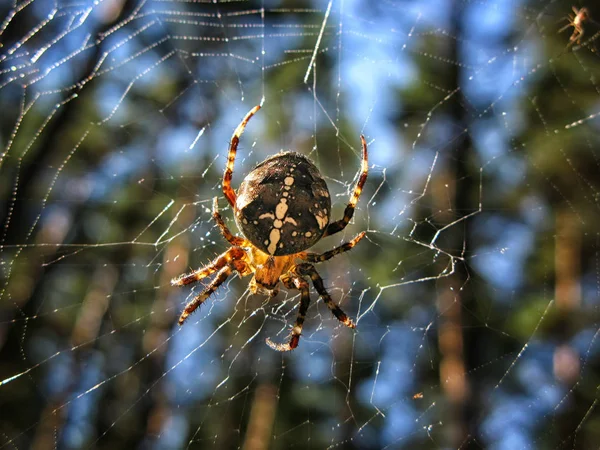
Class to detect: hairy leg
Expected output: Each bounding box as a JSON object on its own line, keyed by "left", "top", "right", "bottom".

{"left": 265, "top": 273, "right": 311, "bottom": 352}
{"left": 223, "top": 105, "right": 261, "bottom": 207}
{"left": 212, "top": 197, "right": 248, "bottom": 246}
{"left": 171, "top": 246, "right": 245, "bottom": 286}
{"left": 295, "top": 263, "right": 355, "bottom": 329}
{"left": 324, "top": 135, "right": 368, "bottom": 237}
{"left": 301, "top": 231, "right": 365, "bottom": 263}
{"left": 178, "top": 265, "right": 233, "bottom": 325}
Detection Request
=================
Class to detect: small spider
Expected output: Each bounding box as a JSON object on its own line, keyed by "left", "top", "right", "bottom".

{"left": 172, "top": 105, "right": 368, "bottom": 351}
{"left": 559, "top": 6, "right": 589, "bottom": 45}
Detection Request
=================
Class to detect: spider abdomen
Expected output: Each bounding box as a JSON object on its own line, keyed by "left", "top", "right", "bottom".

{"left": 234, "top": 151, "right": 331, "bottom": 256}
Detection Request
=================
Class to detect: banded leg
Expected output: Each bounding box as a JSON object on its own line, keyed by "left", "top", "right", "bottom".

{"left": 178, "top": 265, "right": 232, "bottom": 325}
{"left": 324, "top": 135, "right": 368, "bottom": 237}
{"left": 212, "top": 197, "right": 248, "bottom": 247}
{"left": 296, "top": 263, "right": 355, "bottom": 329}
{"left": 266, "top": 274, "right": 311, "bottom": 352}
{"left": 301, "top": 231, "right": 366, "bottom": 263}
{"left": 223, "top": 105, "right": 261, "bottom": 207}
{"left": 171, "top": 246, "right": 245, "bottom": 286}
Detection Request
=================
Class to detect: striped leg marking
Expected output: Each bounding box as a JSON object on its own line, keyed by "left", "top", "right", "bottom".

{"left": 324, "top": 135, "right": 368, "bottom": 237}
{"left": 171, "top": 247, "right": 245, "bottom": 287}
{"left": 178, "top": 265, "right": 232, "bottom": 325}
{"left": 302, "top": 231, "right": 366, "bottom": 263}
{"left": 266, "top": 275, "right": 311, "bottom": 352}
{"left": 297, "top": 264, "right": 355, "bottom": 329}
{"left": 212, "top": 197, "right": 248, "bottom": 247}
{"left": 223, "top": 105, "right": 261, "bottom": 207}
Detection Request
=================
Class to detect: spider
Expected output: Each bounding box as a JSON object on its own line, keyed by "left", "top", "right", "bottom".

{"left": 171, "top": 105, "right": 368, "bottom": 351}
{"left": 559, "top": 6, "right": 589, "bottom": 45}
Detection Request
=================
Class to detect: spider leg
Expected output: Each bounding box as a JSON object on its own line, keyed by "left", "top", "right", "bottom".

{"left": 171, "top": 247, "right": 245, "bottom": 286}
{"left": 323, "top": 135, "right": 368, "bottom": 237}
{"left": 295, "top": 263, "right": 356, "bottom": 328}
{"left": 559, "top": 22, "right": 574, "bottom": 33}
{"left": 265, "top": 263, "right": 355, "bottom": 351}
{"left": 223, "top": 105, "right": 261, "bottom": 207}
{"left": 266, "top": 273, "right": 311, "bottom": 352}
{"left": 301, "top": 231, "right": 366, "bottom": 263}
{"left": 566, "top": 28, "right": 583, "bottom": 47}
{"left": 212, "top": 197, "right": 249, "bottom": 246}
{"left": 178, "top": 265, "right": 233, "bottom": 325}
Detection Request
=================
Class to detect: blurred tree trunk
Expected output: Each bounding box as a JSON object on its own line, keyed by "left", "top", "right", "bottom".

{"left": 242, "top": 383, "right": 278, "bottom": 450}
{"left": 553, "top": 207, "right": 582, "bottom": 448}
{"left": 519, "top": 4, "right": 600, "bottom": 447}
{"left": 554, "top": 209, "right": 581, "bottom": 314}
{"left": 434, "top": 3, "right": 482, "bottom": 447}
{"left": 30, "top": 265, "right": 118, "bottom": 450}
{"left": 0, "top": 0, "right": 135, "bottom": 349}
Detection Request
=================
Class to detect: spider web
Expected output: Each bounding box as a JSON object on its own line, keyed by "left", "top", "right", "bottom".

{"left": 1, "top": 0, "right": 599, "bottom": 448}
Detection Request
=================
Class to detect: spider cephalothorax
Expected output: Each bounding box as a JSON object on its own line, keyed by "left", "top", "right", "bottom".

{"left": 172, "top": 104, "right": 368, "bottom": 351}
